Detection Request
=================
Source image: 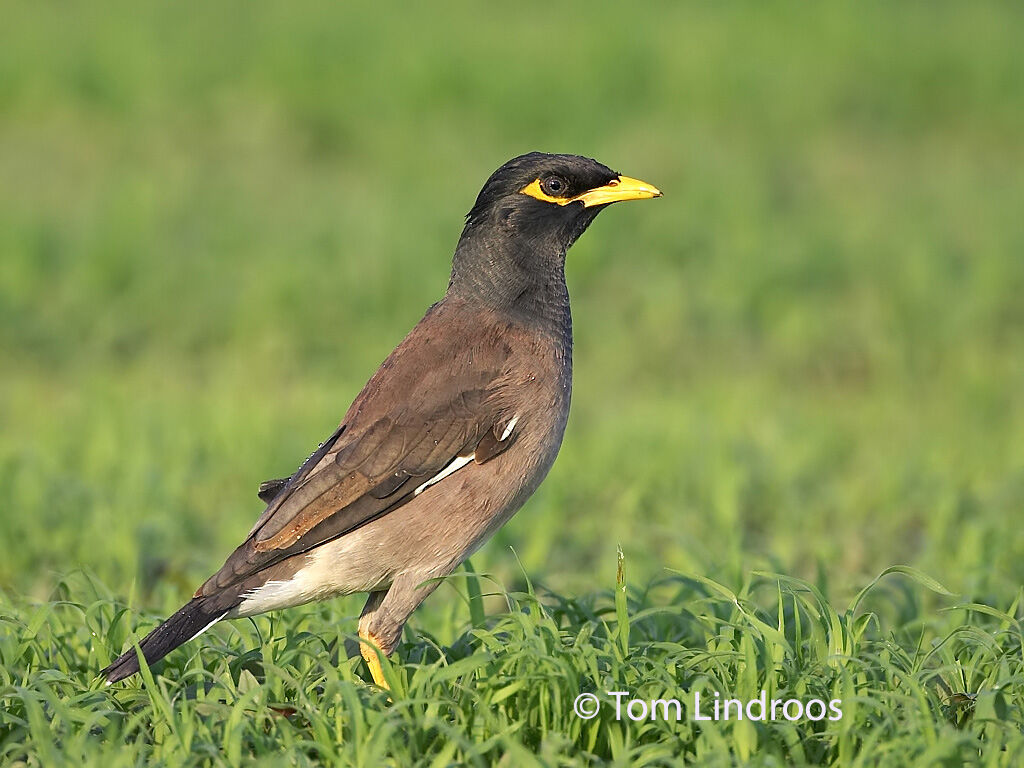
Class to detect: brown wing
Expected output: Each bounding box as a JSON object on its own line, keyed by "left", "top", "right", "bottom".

{"left": 198, "top": 301, "right": 521, "bottom": 595}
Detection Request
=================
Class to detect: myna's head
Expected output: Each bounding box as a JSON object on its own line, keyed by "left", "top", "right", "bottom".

{"left": 452, "top": 153, "right": 661, "bottom": 309}
{"left": 464, "top": 152, "right": 660, "bottom": 247}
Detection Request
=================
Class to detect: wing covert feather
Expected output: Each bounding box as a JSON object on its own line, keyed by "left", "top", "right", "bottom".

{"left": 201, "top": 302, "right": 526, "bottom": 595}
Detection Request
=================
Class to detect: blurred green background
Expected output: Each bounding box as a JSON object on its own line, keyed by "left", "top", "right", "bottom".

{"left": 2, "top": 1, "right": 1022, "bottom": 615}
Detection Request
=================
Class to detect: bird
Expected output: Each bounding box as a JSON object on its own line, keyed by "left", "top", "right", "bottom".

{"left": 102, "top": 152, "right": 661, "bottom": 688}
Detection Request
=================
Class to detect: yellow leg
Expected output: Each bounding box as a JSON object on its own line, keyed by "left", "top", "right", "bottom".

{"left": 358, "top": 627, "right": 391, "bottom": 690}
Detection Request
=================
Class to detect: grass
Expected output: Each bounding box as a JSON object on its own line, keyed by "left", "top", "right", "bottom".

{"left": 2, "top": 0, "right": 1024, "bottom": 764}
{"left": 2, "top": 561, "right": 1022, "bottom": 765}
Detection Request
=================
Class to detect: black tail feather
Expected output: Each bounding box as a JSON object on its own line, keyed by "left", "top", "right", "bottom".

{"left": 102, "top": 598, "right": 231, "bottom": 684}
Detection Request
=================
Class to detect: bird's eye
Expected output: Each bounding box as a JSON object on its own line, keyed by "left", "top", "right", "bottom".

{"left": 540, "top": 176, "right": 568, "bottom": 197}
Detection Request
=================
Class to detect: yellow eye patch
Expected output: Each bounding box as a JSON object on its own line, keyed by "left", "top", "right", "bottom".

{"left": 519, "top": 179, "right": 572, "bottom": 205}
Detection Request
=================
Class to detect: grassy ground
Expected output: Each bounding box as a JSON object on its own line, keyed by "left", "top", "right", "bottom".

{"left": 2, "top": 1, "right": 1023, "bottom": 764}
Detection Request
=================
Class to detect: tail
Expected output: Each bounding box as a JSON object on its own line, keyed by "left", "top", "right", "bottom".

{"left": 102, "top": 598, "right": 232, "bottom": 684}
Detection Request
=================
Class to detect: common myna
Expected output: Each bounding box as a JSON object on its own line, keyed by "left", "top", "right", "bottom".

{"left": 103, "top": 152, "right": 661, "bottom": 688}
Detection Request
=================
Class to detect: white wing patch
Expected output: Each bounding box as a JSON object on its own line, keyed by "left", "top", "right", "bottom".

{"left": 500, "top": 415, "right": 519, "bottom": 441}
{"left": 414, "top": 453, "right": 475, "bottom": 496}
{"left": 410, "top": 416, "right": 517, "bottom": 498}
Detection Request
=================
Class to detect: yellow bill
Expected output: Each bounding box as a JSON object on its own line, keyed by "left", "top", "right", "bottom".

{"left": 521, "top": 175, "right": 662, "bottom": 207}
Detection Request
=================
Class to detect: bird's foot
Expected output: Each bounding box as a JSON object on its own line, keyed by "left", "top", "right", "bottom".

{"left": 358, "top": 628, "right": 392, "bottom": 692}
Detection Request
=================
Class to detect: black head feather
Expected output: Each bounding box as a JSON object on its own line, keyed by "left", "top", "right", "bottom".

{"left": 464, "top": 152, "right": 619, "bottom": 226}
{"left": 449, "top": 153, "right": 624, "bottom": 321}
